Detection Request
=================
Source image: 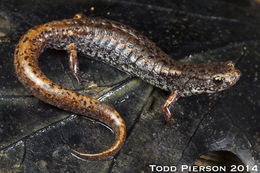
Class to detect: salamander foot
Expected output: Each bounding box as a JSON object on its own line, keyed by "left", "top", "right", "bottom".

{"left": 161, "top": 91, "right": 180, "bottom": 127}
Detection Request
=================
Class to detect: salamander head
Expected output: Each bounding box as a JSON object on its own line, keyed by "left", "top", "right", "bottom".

{"left": 180, "top": 61, "right": 241, "bottom": 96}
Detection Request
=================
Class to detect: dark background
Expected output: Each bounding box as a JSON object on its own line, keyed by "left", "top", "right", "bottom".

{"left": 0, "top": 0, "right": 259, "bottom": 172}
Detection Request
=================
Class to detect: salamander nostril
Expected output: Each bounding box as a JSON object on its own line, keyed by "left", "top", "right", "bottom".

{"left": 226, "top": 60, "right": 235, "bottom": 68}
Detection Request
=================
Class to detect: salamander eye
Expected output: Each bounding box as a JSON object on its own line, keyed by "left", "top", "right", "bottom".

{"left": 213, "top": 76, "right": 224, "bottom": 85}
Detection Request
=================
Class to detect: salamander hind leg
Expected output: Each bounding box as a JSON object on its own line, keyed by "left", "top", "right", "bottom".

{"left": 67, "top": 43, "right": 88, "bottom": 85}
{"left": 161, "top": 91, "right": 180, "bottom": 127}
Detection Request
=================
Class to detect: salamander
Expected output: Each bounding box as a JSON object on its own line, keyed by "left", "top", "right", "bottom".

{"left": 14, "top": 14, "right": 241, "bottom": 161}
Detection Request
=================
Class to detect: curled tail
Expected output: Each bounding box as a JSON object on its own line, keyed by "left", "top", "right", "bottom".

{"left": 14, "top": 24, "right": 126, "bottom": 160}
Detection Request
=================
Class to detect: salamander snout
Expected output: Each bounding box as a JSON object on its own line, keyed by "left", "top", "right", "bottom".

{"left": 224, "top": 61, "right": 241, "bottom": 86}
{"left": 226, "top": 69, "right": 241, "bottom": 86}
{"left": 209, "top": 61, "right": 241, "bottom": 92}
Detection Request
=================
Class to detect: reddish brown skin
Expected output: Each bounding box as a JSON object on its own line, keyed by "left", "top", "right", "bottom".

{"left": 14, "top": 15, "right": 127, "bottom": 161}
{"left": 14, "top": 14, "right": 241, "bottom": 160}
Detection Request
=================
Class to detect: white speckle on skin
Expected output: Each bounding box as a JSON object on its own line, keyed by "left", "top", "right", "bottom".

{"left": 68, "top": 30, "right": 73, "bottom": 36}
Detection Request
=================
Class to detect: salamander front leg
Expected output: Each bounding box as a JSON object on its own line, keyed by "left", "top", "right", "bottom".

{"left": 67, "top": 43, "right": 88, "bottom": 84}
{"left": 161, "top": 91, "right": 180, "bottom": 126}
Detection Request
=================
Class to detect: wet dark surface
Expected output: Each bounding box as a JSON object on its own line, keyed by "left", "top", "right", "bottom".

{"left": 0, "top": 0, "right": 259, "bottom": 172}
